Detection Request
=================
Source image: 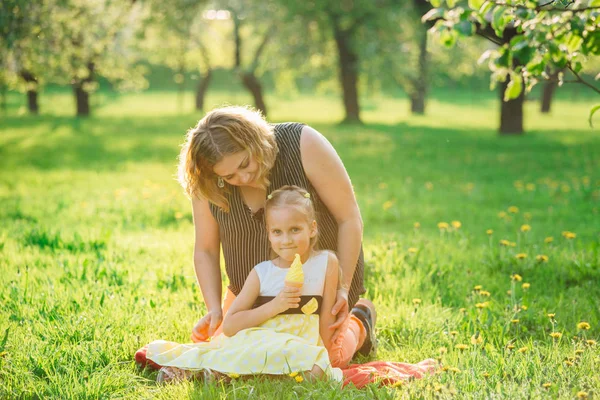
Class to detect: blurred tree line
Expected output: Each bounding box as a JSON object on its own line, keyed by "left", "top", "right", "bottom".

{"left": 1, "top": 0, "right": 598, "bottom": 133}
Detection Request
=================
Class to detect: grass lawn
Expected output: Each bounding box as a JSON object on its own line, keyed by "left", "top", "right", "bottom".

{"left": 1, "top": 88, "right": 599, "bottom": 399}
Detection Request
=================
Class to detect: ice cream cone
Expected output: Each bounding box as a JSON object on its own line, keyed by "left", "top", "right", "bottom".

{"left": 284, "top": 253, "right": 304, "bottom": 289}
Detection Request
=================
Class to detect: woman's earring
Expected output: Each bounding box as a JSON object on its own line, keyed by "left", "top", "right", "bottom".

{"left": 217, "top": 177, "right": 225, "bottom": 188}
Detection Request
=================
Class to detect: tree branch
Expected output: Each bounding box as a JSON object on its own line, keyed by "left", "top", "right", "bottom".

{"left": 567, "top": 63, "right": 600, "bottom": 95}
{"left": 486, "top": 0, "right": 600, "bottom": 13}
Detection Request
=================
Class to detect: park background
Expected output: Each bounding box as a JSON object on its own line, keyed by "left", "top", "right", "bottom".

{"left": 1, "top": 0, "right": 599, "bottom": 398}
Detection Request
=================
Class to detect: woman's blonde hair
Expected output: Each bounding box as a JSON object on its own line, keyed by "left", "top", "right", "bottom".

{"left": 177, "top": 106, "right": 278, "bottom": 212}
{"left": 265, "top": 185, "right": 319, "bottom": 250}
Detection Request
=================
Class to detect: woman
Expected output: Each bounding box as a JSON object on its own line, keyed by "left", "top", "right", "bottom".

{"left": 177, "top": 106, "right": 375, "bottom": 368}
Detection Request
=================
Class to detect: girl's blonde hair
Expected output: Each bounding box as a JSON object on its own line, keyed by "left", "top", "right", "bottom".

{"left": 265, "top": 185, "right": 319, "bottom": 250}
{"left": 177, "top": 106, "right": 278, "bottom": 212}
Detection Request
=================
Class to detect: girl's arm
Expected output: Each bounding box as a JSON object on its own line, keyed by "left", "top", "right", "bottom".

{"left": 222, "top": 270, "right": 301, "bottom": 337}
{"left": 301, "top": 125, "right": 363, "bottom": 326}
{"left": 319, "top": 252, "right": 340, "bottom": 349}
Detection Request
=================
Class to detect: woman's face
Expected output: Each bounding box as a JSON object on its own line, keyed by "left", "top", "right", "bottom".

{"left": 213, "top": 150, "right": 260, "bottom": 188}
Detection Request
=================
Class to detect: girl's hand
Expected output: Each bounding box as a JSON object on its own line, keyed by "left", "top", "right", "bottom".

{"left": 191, "top": 310, "right": 223, "bottom": 342}
{"left": 271, "top": 285, "right": 301, "bottom": 314}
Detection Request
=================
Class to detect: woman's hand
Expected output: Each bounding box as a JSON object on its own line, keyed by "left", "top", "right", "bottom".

{"left": 271, "top": 285, "right": 301, "bottom": 314}
{"left": 190, "top": 310, "right": 223, "bottom": 342}
{"left": 329, "top": 288, "right": 349, "bottom": 341}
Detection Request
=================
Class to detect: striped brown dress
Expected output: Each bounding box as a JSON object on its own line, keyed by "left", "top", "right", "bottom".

{"left": 209, "top": 122, "right": 365, "bottom": 308}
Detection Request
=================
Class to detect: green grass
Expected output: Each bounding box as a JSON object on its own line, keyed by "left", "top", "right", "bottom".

{"left": 1, "top": 88, "right": 599, "bottom": 399}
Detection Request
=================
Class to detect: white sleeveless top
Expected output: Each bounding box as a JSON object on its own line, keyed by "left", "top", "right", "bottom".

{"left": 254, "top": 251, "right": 328, "bottom": 297}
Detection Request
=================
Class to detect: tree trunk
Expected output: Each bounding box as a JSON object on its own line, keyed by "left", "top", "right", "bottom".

{"left": 410, "top": 30, "right": 428, "bottom": 115}
{"left": 195, "top": 70, "right": 212, "bottom": 111}
{"left": 241, "top": 71, "right": 267, "bottom": 117}
{"left": 540, "top": 71, "right": 559, "bottom": 113}
{"left": 499, "top": 78, "right": 525, "bottom": 135}
{"left": 333, "top": 26, "right": 361, "bottom": 124}
{"left": 20, "top": 70, "right": 39, "bottom": 114}
{"left": 72, "top": 62, "right": 95, "bottom": 117}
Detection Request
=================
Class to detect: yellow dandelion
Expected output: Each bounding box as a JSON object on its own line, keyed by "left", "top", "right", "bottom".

{"left": 536, "top": 255, "right": 549, "bottom": 262}
{"left": 459, "top": 307, "right": 466, "bottom": 313}
{"left": 550, "top": 332, "right": 562, "bottom": 339}
{"left": 509, "top": 242, "right": 517, "bottom": 247}
{"left": 390, "top": 380, "right": 403, "bottom": 388}
{"left": 378, "top": 182, "right": 388, "bottom": 189}
{"left": 451, "top": 220, "right": 461, "bottom": 229}
{"left": 565, "top": 360, "right": 574, "bottom": 366}
{"left": 544, "top": 236, "right": 554, "bottom": 243}
{"left": 470, "top": 333, "right": 484, "bottom": 345}
{"left": 438, "top": 222, "right": 449, "bottom": 230}
{"left": 511, "top": 274, "right": 523, "bottom": 282}
{"left": 577, "top": 391, "right": 588, "bottom": 399}
{"left": 511, "top": 319, "right": 520, "bottom": 324}
{"left": 542, "top": 383, "right": 552, "bottom": 389}
{"left": 507, "top": 290, "right": 512, "bottom": 295}
{"left": 425, "top": 182, "right": 434, "bottom": 190}
{"left": 526, "top": 183, "right": 536, "bottom": 191}
{"left": 412, "top": 298, "right": 422, "bottom": 305}
{"left": 441, "top": 366, "right": 449, "bottom": 372}
{"left": 522, "top": 282, "right": 530, "bottom": 290}
{"left": 475, "top": 302, "right": 489, "bottom": 309}
{"left": 229, "top": 373, "right": 240, "bottom": 379}
{"left": 547, "top": 313, "right": 556, "bottom": 319}
{"left": 474, "top": 285, "right": 483, "bottom": 291}
{"left": 450, "top": 331, "right": 459, "bottom": 337}
{"left": 520, "top": 305, "right": 528, "bottom": 311}
{"left": 500, "top": 239, "right": 511, "bottom": 246}
{"left": 508, "top": 206, "right": 519, "bottom": 213}
{"left": 575, "top": 349, "right": 584, "bottom": 355}
{"left": 577, "top": 322, "right": 591, "bottom": 330}
{"left": 289, "top": 372, "right": 298, "bottom": 377}
{"left": 520, "top": 224, "right": 531, "bottom": 232}
{"left": 586, "top": 340, "right": 596, "bottom": 346}
{"left": 294, "top": 375, "right": 304, "bottom": 383}
{"left": 486, "top": 229, "right": 493, "bottom": 235}
{"left": 515, "top": 253, "right": 528, "bottom": 260}
{"left": 413, "top": 222, "right": 420, "bottom": 229}
{"left": 562, "top": 231, "right": 576, "bottom": 239}
{"left": 517, "top": 346, "right": 528, "bottom": 353}
{"left": 507, "top": 344, "right": 515, "bottom": 350}
{"left": 438, "top": 346, "right": 448, "bottom": 354}
{"left": 482, "top": 372, "right": 490, "bottom": 378}
{"left": 382, "top": 200, "right": 394, "bottom": 211}
{"left": 455, "top": 344, "right": 468, "bottom": 351}
{"left": 480, "top": 290, "right": 491, "bottom": 297}
{"left": 498, "top": 211, "right": 507, "bottom": 218}
{"left": 407, "top": 247, "right": 418, "bottom": 254}
{"left": 449, "top": 367, "right": 461, "bottom": 373}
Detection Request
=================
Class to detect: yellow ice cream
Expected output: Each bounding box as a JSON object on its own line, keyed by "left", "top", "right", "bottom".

{"left": 285, "top": 254, "right": 304, "bottom": 288}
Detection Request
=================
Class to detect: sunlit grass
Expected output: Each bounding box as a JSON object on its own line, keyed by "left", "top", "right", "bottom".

{"left": 0, "top": 89, "right": 598, "bottom": 398}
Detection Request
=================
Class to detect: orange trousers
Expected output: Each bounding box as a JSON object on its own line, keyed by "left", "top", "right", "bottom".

{"left": 214, "top": 289, "right": 366, "bottom": 368}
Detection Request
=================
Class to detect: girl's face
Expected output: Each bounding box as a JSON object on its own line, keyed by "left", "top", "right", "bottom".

{"left": 213, "top": 150, "right": 260, "bottom": 188}
{"left": 266, "top": 206, "right": 317, "bottom": 263}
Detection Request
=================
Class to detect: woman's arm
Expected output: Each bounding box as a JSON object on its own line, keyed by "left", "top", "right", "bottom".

{"left": 300, "top": 126, "right": 363, "bottom": 325}
{"left": 222, "top": 270, "right": 301, "bottom": 337}
{"left": 190, "top": 197, "right": 223, "bottom": 341}
{"left": 319, "top": 252, "right": 340, "bottom": 349}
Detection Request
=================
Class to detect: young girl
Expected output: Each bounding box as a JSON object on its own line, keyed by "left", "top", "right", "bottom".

{"left": 146, "top": 185, "right": 343, "bottom": 382}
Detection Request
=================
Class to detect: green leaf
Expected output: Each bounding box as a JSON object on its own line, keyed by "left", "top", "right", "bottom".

{"left": 468, "top": 0, "right": 485, "bottom": 10}
{"left": 422, "top": 8, "right": 444, "bottom": 23}
{"left": 430, "top": 0, "right": 442, "bottom": 6}
{"left": 440, "top": 29, "right": 458, "bottom": 47}
{"left": 455, "top": 20, "right": 475, "bottom": 36}
{"left": 492, "top": 6, "right": 509, "bottom": 38}
{"left": 504, "top": 73, "right": 522, "bottom": 101}
{"left": 589, "top": 104, "right": 600, "bottom": 128}
{"left": 447, "top": 0, "right": 458, "bottom": 7}
{"left": 566, "top": 33, "right": 584, "bottom": 53}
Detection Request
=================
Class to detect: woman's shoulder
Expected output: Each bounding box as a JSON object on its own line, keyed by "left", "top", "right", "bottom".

{"left": 273, "top": 122, "right": 306, "bottom": 144}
